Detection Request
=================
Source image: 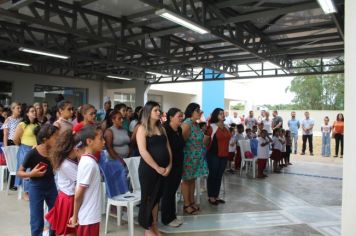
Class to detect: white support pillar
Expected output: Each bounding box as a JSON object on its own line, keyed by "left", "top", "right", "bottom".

{"left": 341, "top": 1, "right": 356, "bottom": 235}
{"left": 134, "top": 81, "right": 150, "bottom": 107}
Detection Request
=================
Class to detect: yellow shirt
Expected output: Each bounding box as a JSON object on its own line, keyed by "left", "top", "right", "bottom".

{"left": 19, "top": 122, "right": 38, "bottom": 147}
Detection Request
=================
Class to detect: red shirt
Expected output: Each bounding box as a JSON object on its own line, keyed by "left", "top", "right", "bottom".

{"left": 207, "top": 126, "right": 232, "bottom": 157}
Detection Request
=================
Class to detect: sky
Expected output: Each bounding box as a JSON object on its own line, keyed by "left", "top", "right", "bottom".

{"left": 227, "top": 76, "right": 295, "bottom": 105}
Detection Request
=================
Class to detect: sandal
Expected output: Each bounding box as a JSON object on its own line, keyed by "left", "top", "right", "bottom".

{"left": 183, "top": 205, "right": 197, "bottom": 215}
{"left": 216, "top": 199, "right": 226, "bottom": 204}
{"left": 190, "top": 202, "right": 200, "bottom": 211}
{"left": 208, "top": 198, "right": 218, "bottom": 205}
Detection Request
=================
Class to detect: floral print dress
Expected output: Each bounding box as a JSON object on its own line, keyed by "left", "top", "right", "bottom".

{"left": 182, "top": 119, "right": 208, "bottom": 180}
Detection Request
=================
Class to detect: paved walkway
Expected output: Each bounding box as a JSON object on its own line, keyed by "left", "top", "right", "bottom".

{"left": 0, "top": 155, "right": 342, "bottom": 236}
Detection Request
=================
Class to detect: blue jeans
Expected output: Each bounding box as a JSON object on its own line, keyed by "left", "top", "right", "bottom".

{"left": 291, "top": 133, "right": 298, "bottom": 153}
{"left": 15, "top": 144, "right": 32, "bottom": 192}
{"left": 322, "top": 133, "right": 331, "bottom": 156}
{"left": 206, "top": 152, "right": 227, "bottom": 198}
{"left": 29, "top": 180, "right": 57, "bottom": 236}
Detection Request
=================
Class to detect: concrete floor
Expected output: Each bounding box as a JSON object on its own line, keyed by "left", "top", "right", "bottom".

{"left": 0, "top": 155, "right": 342, "bottom": 236}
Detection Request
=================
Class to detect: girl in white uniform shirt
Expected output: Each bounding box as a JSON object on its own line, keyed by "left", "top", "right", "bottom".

{"left": 257, "top": 130, "right": 272, "bottom": 178}
{"left": 46, "top": 129, "right": 84, "bottom": 236}
{"left": 68, "top": 125, "right": 105, "bottom": 236}
{"left": 270, "top": 129, "right": 284, "bottom": 173}
{"left": 279, "top": 129, "right": 287, "bottom": 167}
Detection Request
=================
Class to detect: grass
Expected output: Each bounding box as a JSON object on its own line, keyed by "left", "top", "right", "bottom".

{"left": 295, "top": 135, "right": 339, "bottom": 156}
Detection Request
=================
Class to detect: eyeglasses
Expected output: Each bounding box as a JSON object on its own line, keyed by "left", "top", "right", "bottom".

{"left": 195, "top": 108, "right": 201, "bottom": 113}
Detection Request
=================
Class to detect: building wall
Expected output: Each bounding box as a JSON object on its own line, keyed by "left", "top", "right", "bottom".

{"left": 148, "top": 90, "right": 195, "bottom": 112}
{"left": 342, "top": 0, "right": 356, "bottom": 234}
{"left": 0, "top": 69, "right": 141, "bottom": 108}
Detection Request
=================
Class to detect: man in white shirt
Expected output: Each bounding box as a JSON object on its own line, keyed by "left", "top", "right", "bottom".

{"left": 301, "top": 111, "right": 314, "bottom": 156}
{"left": 224, "top": 111, "right": 232, "bottom": 126}
{"left": 231, "top": 111, "right": 241, "bottom": 125}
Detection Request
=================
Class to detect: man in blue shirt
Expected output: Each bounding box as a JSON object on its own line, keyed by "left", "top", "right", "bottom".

{"left": 301, "top": 111, "right": 315, "bottom": 156}
{"left": 288, "top": 111, "right": 300, "bottom": 154}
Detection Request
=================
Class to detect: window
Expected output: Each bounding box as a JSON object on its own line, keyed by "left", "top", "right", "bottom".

{"left": 0, "top": 81, "right": 12, "bottom": 107}
{"left": 113, "top": 92, "right": 136, "bottom": 108}
{"left": 34, "top": 85, "right": 87, "bottom": 108}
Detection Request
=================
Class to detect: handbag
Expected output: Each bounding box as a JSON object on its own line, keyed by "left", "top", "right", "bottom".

{"left": 0, "top": 152, "right": 6, "bottom": 165}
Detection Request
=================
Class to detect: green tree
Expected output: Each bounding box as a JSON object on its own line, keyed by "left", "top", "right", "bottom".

{"left": 286, "top": 59, "right": 344, "bottom": 110}
{"left": 231, "top": 103, "right": 245, "bottom": 110}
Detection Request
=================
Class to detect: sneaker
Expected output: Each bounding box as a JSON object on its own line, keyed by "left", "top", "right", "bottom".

{"left": 310, "top": 153, "right": 314, "bottom": 156}
{"left": 333, "top": 155, "right": 338, "bottom": 158}
{"left": 300, "top": 152, "right": 305, "bottom": 155}
{"left": 9, "top": 186, "right": 17, "bottom": 191}
{"left": 168, "top": 219, "right": 183, "bottom": 227}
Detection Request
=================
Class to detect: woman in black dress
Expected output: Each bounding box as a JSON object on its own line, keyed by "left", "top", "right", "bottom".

{"left": 136, "top": 101, "right": 172, "bottom": 236}
{"left": 161, "top": 108, "right": 185, "bottom": 227}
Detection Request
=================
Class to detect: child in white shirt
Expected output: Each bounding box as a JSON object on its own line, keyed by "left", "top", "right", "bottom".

{"left": 271, "top": 129, "right": 284, "bottom": 173}
{"left": 68, "top": 126, "right": 105, "bottom": 236}
{"left": 257, "top": 130, "right": 272, "bottom": 178}
{"left": 227, "top": 127, "right": 237, "bottom": 173}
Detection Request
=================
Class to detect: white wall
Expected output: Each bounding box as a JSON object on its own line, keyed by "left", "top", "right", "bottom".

{"left": 150, "top": 82, "right": 202, "bottom": 105}
{"left": 342, "top": 0, "right": 355, "bottom": 235}
{"left": 149, "top": 90, "right": 196, "bottom": 111}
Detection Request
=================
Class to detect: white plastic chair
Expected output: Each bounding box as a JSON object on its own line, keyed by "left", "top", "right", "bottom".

{"left": 1, "top": 146, "right": 20, "bottom": 196}
{"left": 104, "top": 156, "right": 141, "bottom": 236}
{"left": 0, "top": 165, "right": 7, "bottom": 191}
{"left": 238, "top": 140, "right": 257, "bottom": 178}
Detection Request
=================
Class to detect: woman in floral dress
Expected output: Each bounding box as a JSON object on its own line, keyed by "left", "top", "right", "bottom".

{"left": 181, "top": 103, "right": 209, "bottom": 214}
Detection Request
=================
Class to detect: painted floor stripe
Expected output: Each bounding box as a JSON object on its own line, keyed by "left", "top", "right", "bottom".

{"left": 283, "top": 172, "right": 342, "bottom": 180}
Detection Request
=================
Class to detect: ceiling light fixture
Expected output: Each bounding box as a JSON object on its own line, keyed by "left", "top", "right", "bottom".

{"left": 156, "top": 9, "right": 210, "bottom": 35}
{"left": 317, "top": 0, "right": 337, "bottom": 14}
{"left": 106, "top": 75, "right": 132, "bottom": 80}
{"left": 19, "top": 47, "right": 70, "bottom": 59}
{"left": 0, "top": 59, "right": 31, "bottom": 67}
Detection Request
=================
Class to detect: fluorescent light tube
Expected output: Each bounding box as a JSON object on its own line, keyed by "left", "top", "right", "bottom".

{"left": 317, "top": 0, "right": 337, "bottom": 14}
{"left": 146, "top": 71, "right": 170, "bottom": 77}
{"left": 106, "top": 75, "right": 132, "bottom": 80}
{"left": 0, "top": 59, "right": 31, "bottom": 67}
{"left": 19, "top": 47, "right": 70, "bottom": 59}
{"left": 156, "top": 9, "right": 210, "bottom": 35}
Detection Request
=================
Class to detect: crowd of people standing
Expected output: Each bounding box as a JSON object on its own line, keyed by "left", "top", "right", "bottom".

{"left": 0, "top": 98, "right": 345, "bottom": 236}
{"left": 224, "top": 110, "right": 344, "bottom": 158}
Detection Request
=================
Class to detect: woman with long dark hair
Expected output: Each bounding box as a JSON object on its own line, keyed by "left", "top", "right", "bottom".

{"left": 13, "top": 105, "right": 39, "bottom": 200}
{"left": 205, "top": 108, "right": 231, "bottom": 205}
{"left": 181, "top": 103, "right": 209, "bottom": 214}
{"left": 129, "top": 106, "right": 143, "bottom": 134}
{"left": 136, "top": 101, "right": 172, "bottom": 236}
{"left": 17, "top": 124, "right": 59, "bottom": 236}
{"left": 161, "top": 108, "right": 185, "bottom": 227}
{"left": 333, "top": 113, "right": 344, "bottom": 158}
{"left": 53, "top": 100, "right": 73, "bottom": 134}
